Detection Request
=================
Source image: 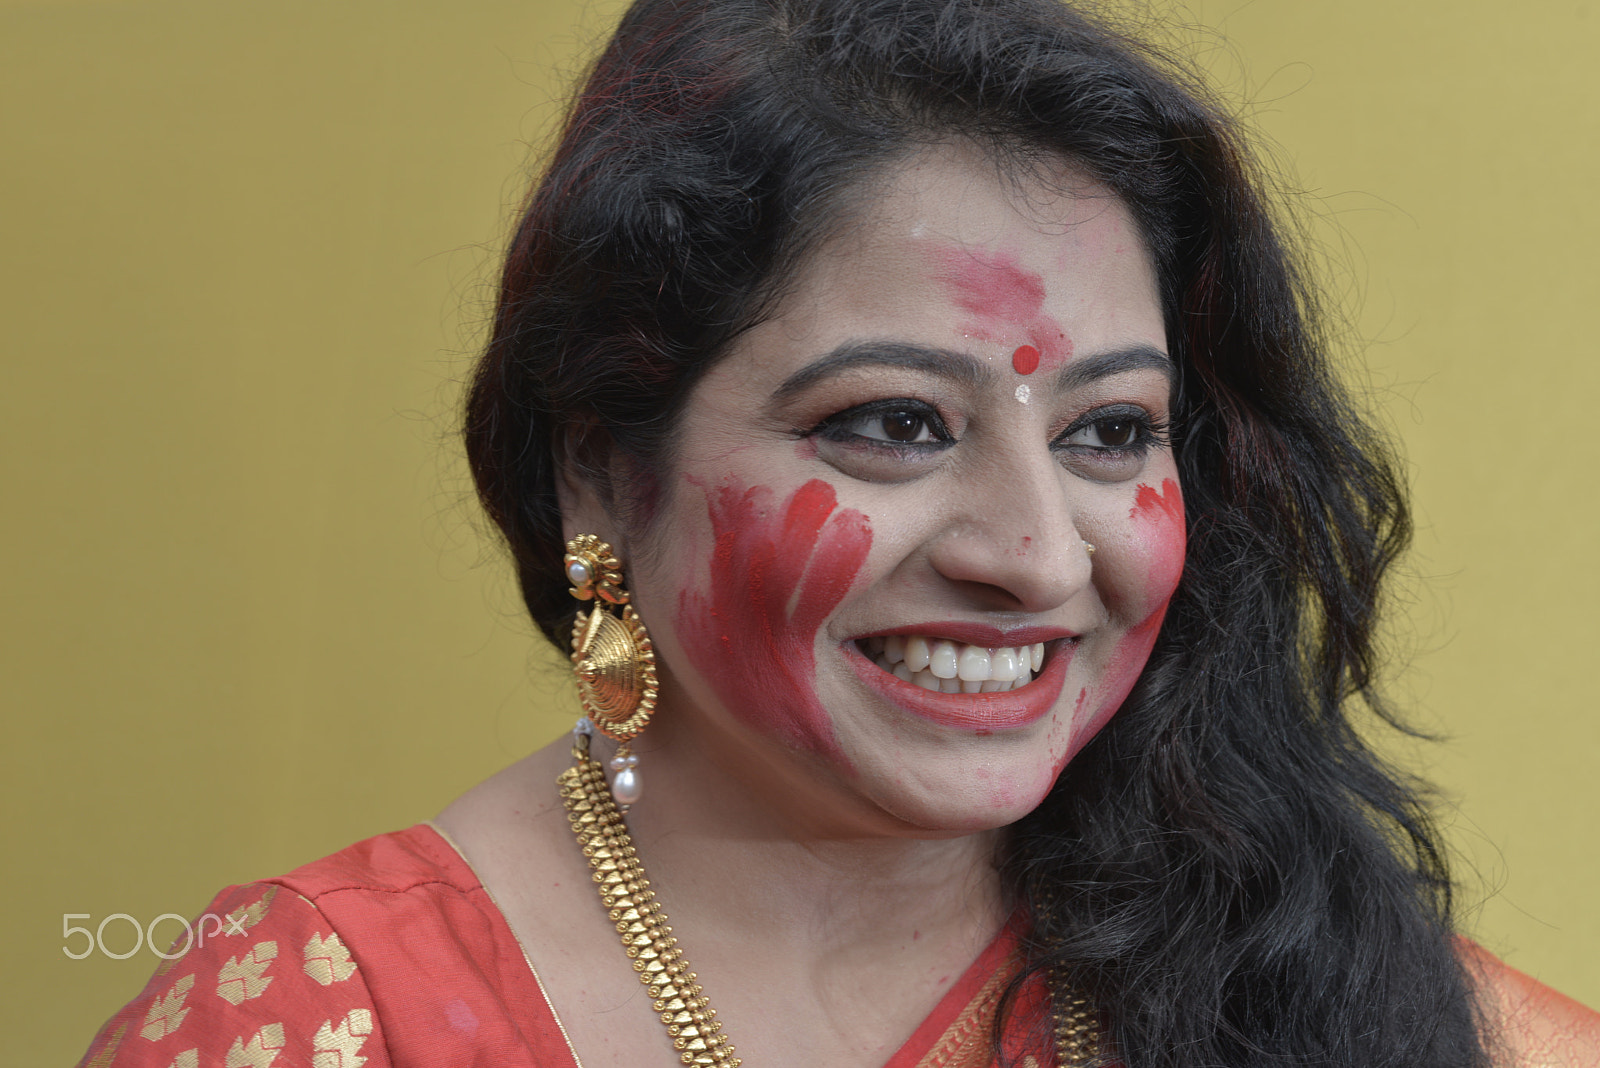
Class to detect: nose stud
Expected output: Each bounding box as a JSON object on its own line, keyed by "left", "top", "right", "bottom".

{"left": 1083, "top": 540, "right": 1096, "bottom": 557}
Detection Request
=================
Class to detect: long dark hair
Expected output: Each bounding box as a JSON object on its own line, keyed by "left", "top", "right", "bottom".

{"left": 464, "top": 1, "right": 1487, "bottom": 1065}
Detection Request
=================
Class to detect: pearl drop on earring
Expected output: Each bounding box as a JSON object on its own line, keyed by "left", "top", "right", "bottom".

{"left": 609, "top": 751, "right": 642, "bottom": 806}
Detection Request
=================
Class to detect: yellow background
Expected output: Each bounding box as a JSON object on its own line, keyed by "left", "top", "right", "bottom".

{"left": 3, "top": 1, "right": 1594, "bottom": 1061}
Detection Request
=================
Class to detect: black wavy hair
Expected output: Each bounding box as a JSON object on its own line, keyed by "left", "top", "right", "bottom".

{"left": 464, "top": 1, "right": 1487, "bottom": 1065}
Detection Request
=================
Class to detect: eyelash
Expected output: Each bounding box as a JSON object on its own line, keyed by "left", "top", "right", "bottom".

{"left": 1052, "top": 405, "right": 1171, "bottom": 458}
{"left": 802, "top": 399, "right": 1171, "bottom": 463}
{"left": 805, "top": 399, "right": 955, "bottom": 454}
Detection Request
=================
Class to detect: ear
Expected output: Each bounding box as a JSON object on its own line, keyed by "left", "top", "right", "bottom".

{"left": 557, "top": 468, "right": 624, "bottom": 550}
{"left": 554, "top": 427, "right": 630, "bottom": 557}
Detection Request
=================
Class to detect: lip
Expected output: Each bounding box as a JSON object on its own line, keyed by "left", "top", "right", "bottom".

{"left": 855, "top": 622, "right": 1080, "bottom": 647}
{"left": 845, "top": 633, "right": 1075, "bottom": 733}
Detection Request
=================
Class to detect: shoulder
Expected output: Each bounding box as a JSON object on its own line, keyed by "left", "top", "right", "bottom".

{"left": 1459, "top": 940, "right": 1600, "bottom": 1068}
{"left": 77, "top": 870, "right": 389, "bottom": 1067}
{"left": 269, "top": 821, "right": 481, "bottom": 903}
{"left": 77, "top": 824, "right": 561, "bottom": 1068}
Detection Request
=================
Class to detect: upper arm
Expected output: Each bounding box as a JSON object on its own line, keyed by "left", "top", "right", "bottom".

{"left": 77, "top": 881, "right": 389, "bottom": 1068}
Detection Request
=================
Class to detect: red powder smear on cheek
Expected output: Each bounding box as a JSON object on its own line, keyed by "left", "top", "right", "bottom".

{"left": 676, "top": 479, "right": 872, "bottom": 764}
{"left": 1059, "top": 478, "right": 1187, "bottom": 766}
{"left": 1131, "top": 477, "right": 1187, "bottom": 597}
{"left": 1064, "top": 609, "right": 1166, "bottom": 765}
{"left": 1047, "top": 688, "right": 1090, "bottom": 774}
{"left": 1132, "top": 478, "right": 1184, "bottom": 526}
{"left": 929, "top": 246, "right": 1070, "bottom": 372}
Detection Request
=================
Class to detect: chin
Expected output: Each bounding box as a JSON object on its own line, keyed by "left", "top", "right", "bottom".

{"left": 851, "top": 747, "right": 1067, "bottom": 837}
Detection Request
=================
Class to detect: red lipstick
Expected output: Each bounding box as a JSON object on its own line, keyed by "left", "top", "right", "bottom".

{"left": 845, "top": 637, "right": 1075, "bottom": 732}
{"left": 856, "top": 622, "right": 1079, "bottom": 647}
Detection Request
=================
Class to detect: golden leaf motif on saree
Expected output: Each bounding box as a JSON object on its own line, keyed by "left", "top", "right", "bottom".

{"left": 140, "top": 974, "right": 195, "bottom": 1042}
{"left": 303, "top": 931, "right": 357, "bottom": 985}
{"left": 225, "top": 1022, "right": 285, "bottom": 1068}
{"left": 225, "top": 886, "right": 278, "bottom": 934}
{"left": 217, "top": 940, "right": 278, "bottom": 1005}
{"left": 312, "top": 1008, "right": 374, "bottom": 1068}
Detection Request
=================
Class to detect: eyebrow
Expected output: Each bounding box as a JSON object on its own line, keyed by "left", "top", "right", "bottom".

{"left": 773, "top": 339, "right": 1174, "bottom": 402}
{"left": 1051, "top": 344, "right": 1174, "bottom": 393}
{"left": 771, "top": 341, "right": 989, "bottom": 401}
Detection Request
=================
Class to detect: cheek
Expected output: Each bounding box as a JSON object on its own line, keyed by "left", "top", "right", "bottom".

{"left": 1130, "top": 477, "right": 1186, "bottom": 608}
{"left": 1064, "top": 477, "right": 1186, "bottom": 762}
{"left": 674, "top": 478, "right": 873, "bottom": 764}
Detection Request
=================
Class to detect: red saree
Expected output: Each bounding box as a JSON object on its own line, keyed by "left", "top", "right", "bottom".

{"left": 77, "top": 823, "right": 1600, "bottom": 1067}
{"left": 76, "top": 824, "right": 1057, "bottom": 1068}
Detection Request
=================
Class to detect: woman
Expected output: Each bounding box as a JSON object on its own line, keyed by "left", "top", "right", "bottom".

{"left": 77, "top": 0, "right": 1598, "bottom": 1065}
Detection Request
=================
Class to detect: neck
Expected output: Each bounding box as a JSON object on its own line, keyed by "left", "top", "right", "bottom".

{"left": 557, "top": 726, "right": 1099, "bottom": 1068}
{"left": 583, "top": 720, "right": 1010, "bottom": 964}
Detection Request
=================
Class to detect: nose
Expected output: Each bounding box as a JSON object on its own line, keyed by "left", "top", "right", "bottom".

{"left": 922, "top": 450, "right": 1093, "bottom": 614}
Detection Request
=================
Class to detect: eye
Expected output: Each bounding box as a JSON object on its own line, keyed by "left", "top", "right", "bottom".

{"left": 858, "top": 408, "right": 933, "bottom": 443}
{"left": 801, "top": 398, "right": 956, "bottom": 483}
{"left": 1067, "top": 416, "right": 1141, "bottom": 449}
{"left": 1053, "top": 405, "right": 1169, "bottom": 481}
{"left": 809, "top": 400, "right": 953, "bottom": 448}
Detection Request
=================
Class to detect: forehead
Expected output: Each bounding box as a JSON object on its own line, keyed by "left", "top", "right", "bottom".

{"left": 745, "top": 142, "right": 1164, "bottom": 366}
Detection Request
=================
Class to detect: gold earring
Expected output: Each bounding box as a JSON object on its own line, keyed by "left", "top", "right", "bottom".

{"left": 564, "top": 535, "right": 657, "bottom": 805}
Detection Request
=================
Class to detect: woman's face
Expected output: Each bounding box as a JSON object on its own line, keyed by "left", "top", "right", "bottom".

{"left": 620, "top": 143, "right": 1183, "bottom": 835}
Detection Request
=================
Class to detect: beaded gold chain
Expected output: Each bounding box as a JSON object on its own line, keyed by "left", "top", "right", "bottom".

{"left": 558, "top": 729, "right": 1102, "bottom": 1067}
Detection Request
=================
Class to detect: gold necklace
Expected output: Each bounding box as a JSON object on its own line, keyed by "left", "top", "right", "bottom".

{"left": 558, "top": 731, "right": 1103, "bottom": 1067}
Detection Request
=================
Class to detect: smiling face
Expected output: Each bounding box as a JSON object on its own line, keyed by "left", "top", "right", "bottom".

{"left": 613, "top": 143, "right": 1184, "bottom": 835}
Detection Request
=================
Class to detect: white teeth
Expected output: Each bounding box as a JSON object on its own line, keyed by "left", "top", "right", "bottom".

{"left": 990, "top": 647, "right": 1019, "bottom": 682}
{"left": 865, "top": 634, "right": 1052, "bottom": 693}
{"left": 957, "top": 646, "right": 991, "bottom": 681}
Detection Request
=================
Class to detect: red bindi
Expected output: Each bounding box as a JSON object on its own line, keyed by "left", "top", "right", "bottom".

{"left": 1011, "top": 345, "right": 1040, "bottom": 375}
